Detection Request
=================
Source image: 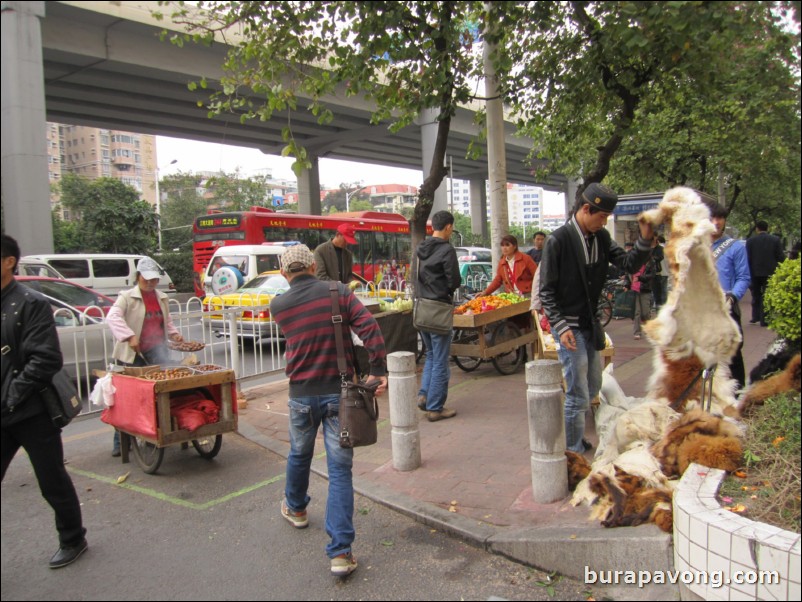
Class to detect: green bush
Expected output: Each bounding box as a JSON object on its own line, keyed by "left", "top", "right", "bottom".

{"left": 764, "top": 258, "right": 801, "bottom": 341}
{"left": 157, "top": 251, "right": 195, "bottom": 294}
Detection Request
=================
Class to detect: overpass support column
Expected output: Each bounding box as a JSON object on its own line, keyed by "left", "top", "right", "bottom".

{"left": 297, "top": 156, "right": 322, "bottom": 216}
{"left": 1, "top": 1, "right": 53, "bottom": 254}
{"left": 417, "top": 108, "right": 448, "bottom": 213}
{"left": 468, "top": 179, "right": 488, "bottom": 243}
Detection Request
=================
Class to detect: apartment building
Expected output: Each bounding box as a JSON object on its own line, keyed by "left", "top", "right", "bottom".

{"left": 449, "top": 179, "right": 545, "bottom": 228}
{"left": 47, "top": 123, "right": 157, "bottom": 217}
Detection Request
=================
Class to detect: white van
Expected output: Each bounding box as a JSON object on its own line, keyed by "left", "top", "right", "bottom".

{"left": 18, "top": 254, "right": 176, "bottom": 297}
{"left": 203, "top": 243, "right": 297, "bottom": 297}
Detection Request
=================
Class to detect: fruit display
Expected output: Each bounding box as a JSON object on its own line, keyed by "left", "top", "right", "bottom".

{"left": 143, "top": 367, "right": 195, "bottom": 381}
{"left": 454, "top": 293, "right": 526, "bottom": 315}
{"left": 379, "top": 298, "right": 413, "bottom": 313}
{"left": 168, "top": 340, "right": 205, "bottom": 352}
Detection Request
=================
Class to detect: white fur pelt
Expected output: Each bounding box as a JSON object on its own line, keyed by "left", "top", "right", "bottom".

{"left": 594, "top": 400, "right": 681, "bottom": 467}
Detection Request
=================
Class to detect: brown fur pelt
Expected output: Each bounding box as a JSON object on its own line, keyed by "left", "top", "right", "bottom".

{"left": 565, "top": 451, "right": 592, "bottom": 491}
{"left": 588, "top": 467, "right": 673, "bottom": 533}
{"left": 651, "top": 353, "right": 705, "bottom": 412}
{"left": 651, "top": 409, "right": 742, "bottom": 477}
{"left": 739, "top": 353, "right": 801, "bottom": 417}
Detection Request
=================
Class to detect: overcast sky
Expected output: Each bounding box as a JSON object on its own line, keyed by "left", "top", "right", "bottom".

{"left": 157, "top": 135, "right": 565, "bottom": 213}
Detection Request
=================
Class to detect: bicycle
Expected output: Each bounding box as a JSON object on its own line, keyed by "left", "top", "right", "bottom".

{"left": 598, "top": 277, "right": 628, "bottom": 326}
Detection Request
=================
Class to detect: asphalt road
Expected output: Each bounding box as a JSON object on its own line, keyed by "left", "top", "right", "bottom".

{"left": 1, "top": 415, "right": 594, "bottom": 602}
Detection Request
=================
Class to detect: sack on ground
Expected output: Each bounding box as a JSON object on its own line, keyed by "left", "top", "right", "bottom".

{"left": 339, "top": 380, "right": 380, "bottom": 448}
{"left": 40, "top": 369, "right": 81, "bottom": 428}
{"left": 413, "top": 297, "right": 454, "bottom": 335}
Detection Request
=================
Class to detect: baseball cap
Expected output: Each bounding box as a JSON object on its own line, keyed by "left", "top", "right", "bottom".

{"left": 137, "top": 257, "right": 163, "bottom": 280}
{"left": 581, "top": 183, "right": 618, "bottom": 213}
{"left": 337, "top": 223, "right": 357, "bottom": 245}
{"left": 280, "top": 244, "right": 315, "bottom": 273}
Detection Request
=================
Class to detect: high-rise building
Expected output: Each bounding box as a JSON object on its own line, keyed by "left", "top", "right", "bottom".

{"left": 47, "top": 123, "right": 157, "bottom": 218}
{"left": 448, "top": 179, "right": 544, "bottom": 228}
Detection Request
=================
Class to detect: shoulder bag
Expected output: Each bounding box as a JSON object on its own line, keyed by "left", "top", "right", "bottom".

{"left": 329, "top": 283, "right": 380, "bottom": 448}
{"left": 40, "top": 369, "right": 82, "bottom": 428}
{"left": 412, "top": 260, "right": 454, "bottom": 336}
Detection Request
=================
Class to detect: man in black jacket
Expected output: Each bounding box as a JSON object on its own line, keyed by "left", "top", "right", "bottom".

{"left": 415, "top": 211, "right": 461, "bottom": 421}
{"left": 745, "top": 220, "right": 785, "bottom": 327}
{"left": 539, "top": 184, "right": 654, "bottom": 453}
{"left": 1, "top": 234, "right": 88, "bottom": 568}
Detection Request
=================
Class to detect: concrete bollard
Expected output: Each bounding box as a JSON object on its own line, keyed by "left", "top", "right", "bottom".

{"left": 387, "top": 351, "right": 421, "bottom": 471}
{"left": 526, "top": 359, "right": 568, "bottom": 503}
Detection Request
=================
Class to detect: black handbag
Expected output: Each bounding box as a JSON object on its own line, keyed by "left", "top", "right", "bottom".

{"left": 329, "top": 283, "right": 380, "bottom": 448}
{"left": 40, "top": 369, "right": 81, "bottom": 428}
{"left": 412, "top": 260, "right": 454, "bottom": 335}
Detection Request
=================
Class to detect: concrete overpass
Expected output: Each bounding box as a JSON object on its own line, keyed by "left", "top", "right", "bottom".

{"left": 2, "top": 0, "right": 570, "bottom": 253}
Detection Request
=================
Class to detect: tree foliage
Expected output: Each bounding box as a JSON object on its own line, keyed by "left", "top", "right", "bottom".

{"left": 58, "top": 174, "right": 157, "bottom": 253}
{"left": 497, "top": 0, "right": 800, "bottom": 221}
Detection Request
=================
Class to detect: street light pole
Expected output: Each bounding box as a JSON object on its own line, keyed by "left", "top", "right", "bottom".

{"left": 345, "top": 183, "right": 368, "bottom": 212}
{"left": 154, "top": 159, "right": 177, "bottom": 251}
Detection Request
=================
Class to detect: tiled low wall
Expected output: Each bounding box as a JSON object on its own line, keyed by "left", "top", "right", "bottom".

{"left": 674, "top": 463, "right": 800, "bottom": 601}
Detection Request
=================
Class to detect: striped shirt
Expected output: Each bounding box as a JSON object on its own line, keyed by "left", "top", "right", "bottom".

{"left": 270, "top": 274, "right": 386, "bottom": 397}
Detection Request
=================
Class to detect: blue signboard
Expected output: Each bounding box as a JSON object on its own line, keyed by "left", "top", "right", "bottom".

{"left": 614, "top": 200, "right": 660, "bottom": 216}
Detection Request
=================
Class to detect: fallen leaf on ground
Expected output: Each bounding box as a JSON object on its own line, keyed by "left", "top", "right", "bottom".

{"left": 116, "top": 472, "right": 130, "bottom": 484}
{"left": 734, "top": 470, "right": 748, "bottom": 478}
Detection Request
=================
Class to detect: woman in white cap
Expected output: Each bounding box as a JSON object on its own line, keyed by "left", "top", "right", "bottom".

{"left": 106, "top": 257, "right": 184, "bottom": 456}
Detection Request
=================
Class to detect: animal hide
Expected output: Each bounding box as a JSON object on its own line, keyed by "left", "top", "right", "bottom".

{"left": 594, "top": 400, "right": 680, "bottom": 468}
{"left": 588, "top": 467, "right": 674, "bottom": 533}
{"left": 739, "top": 353, "right": 801, "bottom": 417}
{"left": 565, "top": 451, "right": 592, "bottom": 491}
{"left": 650, "top": 409, "right": 743, "bottom": 477}
{"left": 639, "top": 187, "right": 741, "bottom": 414}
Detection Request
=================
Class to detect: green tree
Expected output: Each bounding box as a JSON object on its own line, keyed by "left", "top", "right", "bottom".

{"left": 499, "top": 1, "right": 800, "bottom": 213}
{"left": 203, "top": 169, "right": 271, "bottom": 211}
{"left": 159, "top": 171, "right": 210, "bottom": 251}
{"left": 59, "top": 174, "right": 157, "bottom": 253}
{"left": 159, "top": 0, "right": 493, "bottom": 250}
{"left": 51, "top": 209, "right": 83, "bottom": 253}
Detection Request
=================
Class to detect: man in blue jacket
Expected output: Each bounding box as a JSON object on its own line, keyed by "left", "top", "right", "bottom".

{"left": 709, "top": 204, "right": 751, "bottom": 389}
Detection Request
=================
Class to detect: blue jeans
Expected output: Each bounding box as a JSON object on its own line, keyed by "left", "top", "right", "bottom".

{"left": 418, "top": 330, "right": 452, "bottom": 411}
{"left": 556, "top": 328, "right": 601, "bottom": 453}
{"left": 284, "top": 394, "right": 354, "bottom": 558}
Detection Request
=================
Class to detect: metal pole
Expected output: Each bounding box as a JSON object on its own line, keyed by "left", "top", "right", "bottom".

{"left": 155, "top": 172, "right": 162, "bottom": 252}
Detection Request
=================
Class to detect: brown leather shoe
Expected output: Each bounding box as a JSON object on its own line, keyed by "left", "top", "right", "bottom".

{"left": 417, "top": 396, "right": 427, "bottom": 411}
{"left": 427, "top": 408, "right": 456, "bottom": 422}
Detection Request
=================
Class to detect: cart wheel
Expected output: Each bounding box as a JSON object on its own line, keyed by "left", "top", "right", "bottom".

{"left": 451, "top": 329, "right": 482, "bottom": 372}
{"left": 131, "top": 437, "right": 165, "bottom": 474}
{"left": 192, "top": 435, "right": 222, "bottom": 459}
{"left": 491, "top": 322, "right": 524, "bottom": 375}
{"left": 416, "top": 332, "right": 426, "bottom": 364}
{"left": 597, "top": 297, "right": 613, "bottom": 327}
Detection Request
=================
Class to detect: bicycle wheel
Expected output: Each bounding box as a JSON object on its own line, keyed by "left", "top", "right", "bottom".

{"left": 416, "top": 331, "right": 426, "bottom": 363}
{"left": 451, "top": 329, "right": 482, "bottom": 372}
{"left": 131, "top": 437, "right": 165, "bottom": 474}
{"left": 490, "top": 322, "right": 524, "bottom": 375}
{"left": 192, "top": 435, "right": 223, "bottom": 460}
{"left": 597, "top": 297, "right": 613, "bottom": 327}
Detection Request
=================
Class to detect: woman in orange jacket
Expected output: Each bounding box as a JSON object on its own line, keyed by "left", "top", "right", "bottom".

{"left": 477, "top": 234, "right": 538, "bottom": 297}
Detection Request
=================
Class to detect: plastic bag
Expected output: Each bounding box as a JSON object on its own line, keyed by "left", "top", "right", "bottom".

{"left": 90, "top": 373, "right": 116, "bottom": 408}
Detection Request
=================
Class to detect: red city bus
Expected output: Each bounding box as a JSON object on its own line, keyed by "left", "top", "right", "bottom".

{"left": 192, "top": 207, "right": 426, "bottom": 297}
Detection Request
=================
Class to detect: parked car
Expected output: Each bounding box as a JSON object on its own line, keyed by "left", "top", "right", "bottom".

{"left": 455, "top": 246, "right": 492, "bottom": 263}
{"left": 203, "top": 242, "right": 296, "bottom": 297}
{"left": 40, "top": 293, "right": 113, "bottom": 382}
{"left": 202, "top": 272, "right": 290, "bottom": 339}
{"left": 18, "top": 254, "right": 176, "bottom": 297}
{"left": 18, "top": 276, "right": 114, "bottom": 315}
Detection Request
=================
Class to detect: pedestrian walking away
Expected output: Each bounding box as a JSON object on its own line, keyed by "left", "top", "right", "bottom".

{"left": 105, "top": 257, "right": 184, "bottom": 456}
{"left": 414, "top": 211, "right": 461, "bottom": 422}
{"left": 1, "top": 234, "right": 88, "bottom": 569}
{"left": 709, "top": 203, "right": 751, "bottom": 389}
{"left": 539, "top": 183, "right": 655, "bottom": 454}
{"left": 745, "top": 220, "right": 785, "bottom": 327}
{"left": 270, "top": 244, "right": 387, "bottom": 577}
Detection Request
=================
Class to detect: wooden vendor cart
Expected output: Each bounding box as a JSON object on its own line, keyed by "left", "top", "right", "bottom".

{"left": 450, "top": 300, "right": 535, "bottom": 375}
{"left": 100, "top": 367, "right": 238, "bottom": 474}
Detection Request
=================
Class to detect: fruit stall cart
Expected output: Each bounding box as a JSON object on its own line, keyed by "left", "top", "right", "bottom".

{"left": 450, "top": 300, "right": 535, "bottom": 375}
{"left": 100, "top": 366, "right": 238, "bottom": 474}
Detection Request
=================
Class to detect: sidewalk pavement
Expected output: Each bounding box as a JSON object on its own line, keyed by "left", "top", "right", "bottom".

{"left": 236, "top": 294, "right": 775, "bottom": 597}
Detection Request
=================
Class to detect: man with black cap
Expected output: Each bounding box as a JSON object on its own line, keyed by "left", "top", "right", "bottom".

{"left": 314, "top": 223, "right": 357, "bottom": 283}
{"left": 539, "top": 183, "right": 655, "bottom": 454}
{"left": 269, "top": 244, "right": 387, "bottom": 577}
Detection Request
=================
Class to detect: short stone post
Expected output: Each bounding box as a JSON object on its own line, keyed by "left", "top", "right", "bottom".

{"left": 527, "top": 360, "right": 568, "bottom": 503}
{"left": 387, "top": 351, "right": 421, "bottom": 471}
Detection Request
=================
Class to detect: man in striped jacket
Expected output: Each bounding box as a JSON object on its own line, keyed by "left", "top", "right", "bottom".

{"left": 270, "top": 244, "right": 387, "bottom": 578}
